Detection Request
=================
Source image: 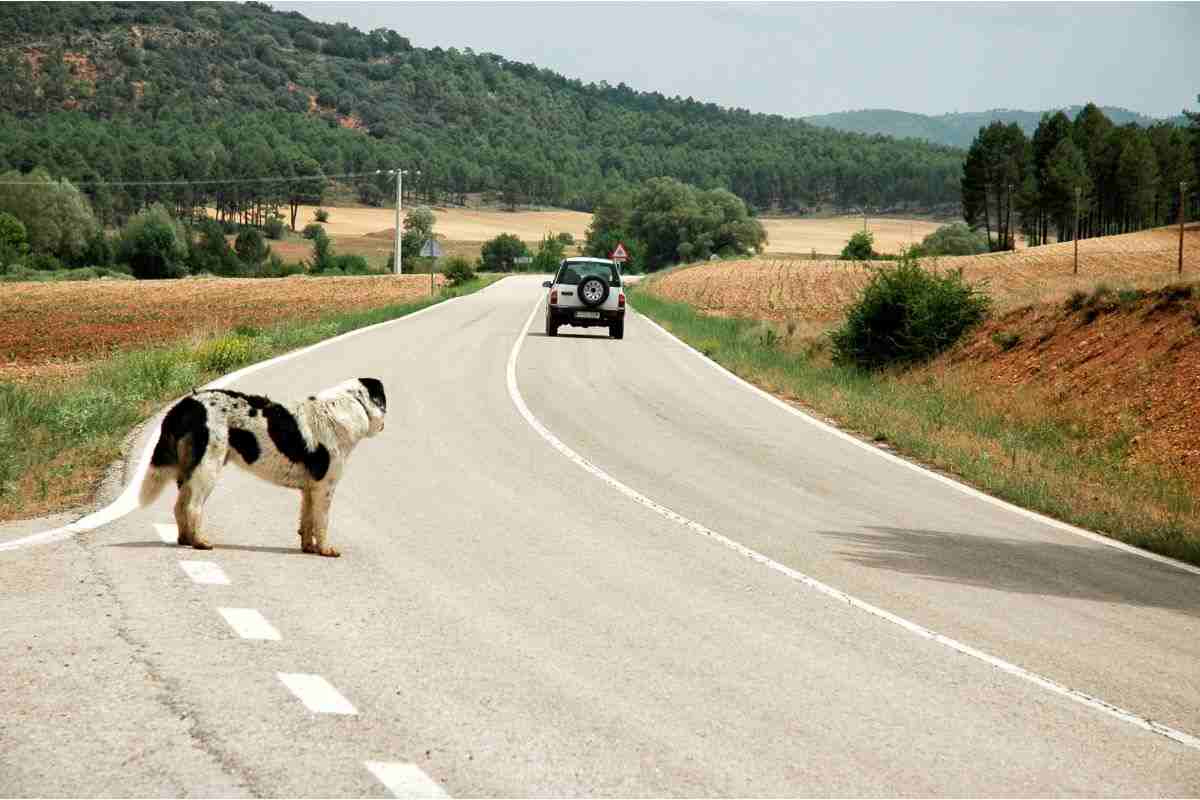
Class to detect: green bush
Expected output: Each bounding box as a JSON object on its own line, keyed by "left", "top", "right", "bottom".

{"left": 261, "top": 252, "right": 305, "bottom": 278}
{"left": 235, "top": 228, "right": 270, "bottom": 265}
{"left": 916, "top": 222, "right": 990, "bottom": 257}
{"left": 26, "top": 252, "right": 63, "bottom": 271}
{"left": 480, "top": 233, "right": 529, "bottom": 271}
{"left": 264, "top": 216, "right": 286, "bottom": 240}
{"left": 307, "top": 231, "right": 334, "bottom": 272}
{"left": 118, "top": 204, "right": 189, "bottom": 279}
{"left": 442, "top": 255, "right": 476, "bottom": 287}
{"left": 313, "top": 208, "right": 330, "bottom": 223}
{"left": 556, "top": 231, "right": 575, "bottom": 246}
{"left": 334, "top": 254, "right": 371, "bottom": 274}
{"left": 0, "top": 211, "right": 27, "bottom": 252}
{"left": 301, "top": 222, "right": 324, "bottom": 240}
{"left": 991, "top": 331, "right": 1021, "bottom": 351}
{"left": 840, "top": 230, "right": 876, "bottom": 261}
{"left": 830, "top": 253, "right": 991, "bottom": 369}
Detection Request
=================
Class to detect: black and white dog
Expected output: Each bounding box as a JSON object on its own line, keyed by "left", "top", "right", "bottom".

{"left": 139, "top": 378, "right": 387, "bottom": 557}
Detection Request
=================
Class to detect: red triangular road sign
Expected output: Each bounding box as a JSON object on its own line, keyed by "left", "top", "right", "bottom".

{"left": 611, "top": 242, "right": 629, "bottom": 261}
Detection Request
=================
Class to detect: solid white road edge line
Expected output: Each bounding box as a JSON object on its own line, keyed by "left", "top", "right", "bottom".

{"left": 217, "top": 607, "right": 281, "bottom": 641}
{"left": 178, "top": 560, "right": 230, "bottom": 586}
{"left": 636, "top": 310, "right": 1200, "bottom": 578}
{"left": 506, "top": 296, "right": 1200, "bottom": 751}
{"left": 153, "top": 522, "right": 177, "bottom": 544}
{"left": 0, "top": 278, "right": 509, "bottom": 554}
{"left": 277, "top": 672, "right": 358, "bottom": 715}
{"left": 364, "top": 761, "right": 449, "bottom": 799}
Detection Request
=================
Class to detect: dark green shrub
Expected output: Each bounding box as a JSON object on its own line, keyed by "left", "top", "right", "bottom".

{"left": 264, "top": 216, "right": 286, "bottom": 240}
{"left": 235, "top": 228, "right": 270, "bottom": 265}
{"left": 442, "top": 255, "right": 475, "bottom": 287}
{"left": 313, "top": 208, "right": 330, "bottom": 223}
{"left": 117, "top": 204, "right": 189, "bottom": 280}
{"left": 260, "top": 252, "right": 305, "bottom": 278}
{"left": 190, "top": 219, "right": 241, "bottom": 275}
{"left": 334, "top": 254, "right": 371, "bottom": 274}
{"left": 302, "top": 223, "right": 324, "bottom": 240}
{"left": 916, "top": 223, "right": 990, "bottom": 256}
{"left": 479, "top": 233, "right": 528, "bottom": 271}
{"left": 1064, "top": 290, "right": 1087, "bottom": 311}
{"left": 556, "top": 231, "right": 575, "bottom": 246}
{"left": 26, "top": 252, "right": 63, "bottom": 271}
{"left": 830, "top": 254, "right": 991, "bottom": 369}
{"left": 840, "top": 230, "right": 876, "bottom": 261}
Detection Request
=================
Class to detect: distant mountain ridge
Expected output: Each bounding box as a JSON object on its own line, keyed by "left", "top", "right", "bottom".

{"left": 805, "top": 107, "right": 1189, "bottom": 148}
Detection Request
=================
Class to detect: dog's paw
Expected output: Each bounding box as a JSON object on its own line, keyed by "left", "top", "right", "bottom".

{"left": 317, "top": 546, "right": 341, "bottom": 558}
{"left": 191, "top": 539, "right": 214, "bottom": 551}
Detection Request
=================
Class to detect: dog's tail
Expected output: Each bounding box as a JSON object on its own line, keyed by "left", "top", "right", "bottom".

{"left": 139, "top": 428, "right": 179, "bottom": 507}
{"left": 139, "top": 396, "right": 207, "bottom": 507}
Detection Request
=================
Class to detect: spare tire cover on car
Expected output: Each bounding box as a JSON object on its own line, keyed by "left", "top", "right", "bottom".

{"left": 578, "top": 276, "right": 609, "bottom": 307}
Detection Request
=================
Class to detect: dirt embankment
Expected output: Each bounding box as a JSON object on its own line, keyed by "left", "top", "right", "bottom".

{"left": 917, "top": 284, "right": 1200, "bottom": 492}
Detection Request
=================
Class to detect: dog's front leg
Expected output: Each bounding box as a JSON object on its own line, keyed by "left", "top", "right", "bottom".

{"left": 298, "top": 488, "right": 317, "bottom": 554}
{"left": 309, "top": 484, "right": 340, "bottom": 558}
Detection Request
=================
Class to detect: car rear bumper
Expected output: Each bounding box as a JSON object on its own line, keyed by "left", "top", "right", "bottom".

{"left": 548, "top": 307, "right": 624, "bottom": 327}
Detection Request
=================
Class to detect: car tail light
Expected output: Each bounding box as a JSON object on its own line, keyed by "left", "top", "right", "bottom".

{"left": 618, "top": 292, "right": 626, "bottom": 308}
{"left": 550, "top": 289, "right": 558, "bottom": 305}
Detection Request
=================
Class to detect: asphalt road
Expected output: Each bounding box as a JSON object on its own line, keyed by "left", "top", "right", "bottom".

{"left": 2, "top": 275, "right": 1198, "bottom": 796}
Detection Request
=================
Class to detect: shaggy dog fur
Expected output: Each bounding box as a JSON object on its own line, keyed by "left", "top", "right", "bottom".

{"left": 139, "top": 378, "right": 387, "bottom": 557}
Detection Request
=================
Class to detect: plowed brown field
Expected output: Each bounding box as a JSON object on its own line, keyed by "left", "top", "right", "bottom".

{"left": 0, "top": 275, "right": 443, "bottom": 382}
{"left": 650, "top": 224, "right": 1200, "bottom": 324}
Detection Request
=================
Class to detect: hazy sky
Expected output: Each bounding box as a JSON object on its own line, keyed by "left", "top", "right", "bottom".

{"left": 271, "top": 2, "right": 1198, "bottom": 119}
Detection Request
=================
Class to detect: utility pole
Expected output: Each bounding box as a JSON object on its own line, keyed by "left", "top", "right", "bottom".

{"left": 1074, "top": 186, "right": 1081, "bottom": 276}
{"left": 393, "top": 168, "right": 403, "bottom": 275}
{"left": 1181, "top": 180, "right": 1188, "bottom": 276}
{"left": 392, "top": 168, "right": 419, "bottom": 275}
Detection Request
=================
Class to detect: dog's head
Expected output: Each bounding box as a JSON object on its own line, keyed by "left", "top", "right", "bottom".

{"left": 323, "top": 377, "right": 387, "bottom": 436}
{"left": 354, "top": 377, "right": 387, "bottom": 436}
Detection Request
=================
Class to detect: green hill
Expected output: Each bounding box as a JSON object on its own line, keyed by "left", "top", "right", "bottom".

{"left": 805, "top": 107, "right": 1188, "bottom": 148}
{"left": 0, "top": 1, "right": 964, "bottom": 222}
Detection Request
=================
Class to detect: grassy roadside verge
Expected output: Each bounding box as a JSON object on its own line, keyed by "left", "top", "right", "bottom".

{"left": 629, "top": 286, "right": 1200, "bottom": 567}
{"left": 0, "top": 275, "right": 501, "bottom": 522}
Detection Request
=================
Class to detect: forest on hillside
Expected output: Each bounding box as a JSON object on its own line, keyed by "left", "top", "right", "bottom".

{"left": 0, "top": 1, "right": 966, "bottom": 224}
{"left": 961, "top": 102, "right": 1199, "bottom": 249}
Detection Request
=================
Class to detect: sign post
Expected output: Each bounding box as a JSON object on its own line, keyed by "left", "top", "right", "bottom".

{"left": 420, "top": 239, "right": 442, "bottom": 296}
{"left": 610, "top": 242, "right": 629, "bottom": 267}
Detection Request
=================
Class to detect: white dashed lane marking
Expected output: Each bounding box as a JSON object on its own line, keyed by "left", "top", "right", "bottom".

{"left": 217, "top": 607, "right": 281, "bottom": 641}
{"left": 153, "top": 523, "right": 177, "bottom": 543}
{"left": 277, "top": 672, "right": 358, "bottom": 715}
{"left": 178, "top": 560, "right": 230, "bottom": 585}
{"left": 364, "top": 762, "right": 449, "bottom": 798}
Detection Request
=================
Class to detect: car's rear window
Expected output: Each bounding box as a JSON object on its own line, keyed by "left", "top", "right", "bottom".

{"left": 556, "top": 261, "right": 621, "bottom": 287}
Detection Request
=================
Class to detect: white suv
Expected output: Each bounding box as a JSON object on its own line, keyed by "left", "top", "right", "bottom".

{"left": 542, "top": 257, "right": 626, "bottom": 339}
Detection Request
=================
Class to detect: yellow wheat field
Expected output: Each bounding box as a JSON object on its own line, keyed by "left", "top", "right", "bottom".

{"left": 650, "top": 225, "right": 1200, "bottom": 324}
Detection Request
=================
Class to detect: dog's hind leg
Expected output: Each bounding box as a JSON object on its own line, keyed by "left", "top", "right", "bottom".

{"left": 309, "top": 484, "right": 340, "bottom": 558}
{"left": 177, "top": 446, "right": 224, "bottom": 550}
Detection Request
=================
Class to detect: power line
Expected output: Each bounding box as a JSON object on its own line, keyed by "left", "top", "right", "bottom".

{"left": 0, "top": 169, "right": 399, "bottom": 188}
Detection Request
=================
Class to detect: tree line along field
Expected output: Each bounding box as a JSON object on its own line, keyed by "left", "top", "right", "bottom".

{"left": 267, "top": 204, "right": 946, "bottom": 267}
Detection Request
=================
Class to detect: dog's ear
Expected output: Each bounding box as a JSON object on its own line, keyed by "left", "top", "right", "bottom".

{"left": 357, "top": 378, "right": 386, "bottom": 412}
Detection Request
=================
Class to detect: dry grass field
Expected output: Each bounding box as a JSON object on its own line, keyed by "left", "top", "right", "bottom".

{"left": 282, "top": 204, "right": 945, "bottom": 263}
{"left": 759, "top": 215, "right": 944, "bottom": 256}
{"left": 0, "top": 275, "right": 444, "bottom": 382}
{"left": 650, "top": 224, "right": 1200, "bottom": 324}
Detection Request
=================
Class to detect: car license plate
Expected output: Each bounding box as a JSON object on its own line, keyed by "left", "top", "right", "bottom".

{"left": 575, "top": 311, "right": 600, "bottom": 319}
